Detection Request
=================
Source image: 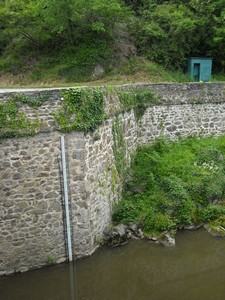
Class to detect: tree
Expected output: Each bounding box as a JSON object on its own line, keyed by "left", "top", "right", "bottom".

{"left": 187, "top": 0, "right": 225, "bottom": 70}
{"left": 0, "top": 0, "right": 48, "bottom": 49}
{"left": 136, "top": 3, "right": 197, "bottom": 69}
{"left": 0, "top": 0, "right": 128, "bottom": 49}
{"left": 133, "top": 0, "right": 225, "bottom": 70}
{"left": 37, "top": 0, "right": 128, "bottom": 43}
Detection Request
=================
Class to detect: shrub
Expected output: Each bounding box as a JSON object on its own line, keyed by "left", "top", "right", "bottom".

{"left": 142, "top": 212, "right": 175, "bottom": 232}
{"left": 112, "top": 196, "right": 143, "bottom": 224}
{"left": 197, "top": 205, "right": 225, "bottom": 223}
{"left": 113, "top": 136, "right": 225, "bottom": 234}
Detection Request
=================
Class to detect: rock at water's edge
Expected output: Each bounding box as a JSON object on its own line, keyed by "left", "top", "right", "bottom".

{"left": 158, "top": 232, "right": 176, "bottom": 247}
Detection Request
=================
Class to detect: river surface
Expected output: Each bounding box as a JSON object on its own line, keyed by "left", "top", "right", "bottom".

{"left": 1, "top": 230, "right": 225, "bottom": 300}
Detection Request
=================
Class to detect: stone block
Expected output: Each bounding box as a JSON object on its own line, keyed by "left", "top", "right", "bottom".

{"left": 18, "top": 202, "right": 29, "bottom": 209}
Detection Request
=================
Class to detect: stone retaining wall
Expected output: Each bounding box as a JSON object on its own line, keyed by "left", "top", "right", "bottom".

{"left": 0, "top": 83, "right": 225, "bottom": 276}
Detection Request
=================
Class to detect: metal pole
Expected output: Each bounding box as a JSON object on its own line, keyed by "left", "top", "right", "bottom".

{"left": 61, "top": 135, "right": 73, "bottom": 262}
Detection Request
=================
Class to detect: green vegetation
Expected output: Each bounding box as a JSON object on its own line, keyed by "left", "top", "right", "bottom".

{"left": 53, "top": 88, "right": 107, "bottom": 132}
{"left": 53, "top": 86, "right": 159, "bottom": 133}
{"left": 112, "top": 117, "right": 126, "bottom": 179}
{"left": 0, "top": 0, "right": 128, "bottom": 85}
{"left": 113, "top": 136, "right": 225, "bottom": 235}
{"left": 11, "top": 92, "right": 50, "bottom": 107}
{"left": 0, "top": 93, "right": 46, "bottom": 139}
{"left": 117, "top": 87, "right": 159, "bottom": 120}
{"left": 94, "top": 235, "right": 104, "bottom": 246}
{"left": 0, "top": 0, "right": 224, "bottom": 86}
{"left": 46, "top": 255, "right": 55, "bottom": 265}
{"left": 111, "top": 86, "right": 159, "bottom": 181}
{"left": 127, "top": 0, "right": 225, "bottom": 71}
{"left": 0, "top": 86, "right": 158, "bottom": 140}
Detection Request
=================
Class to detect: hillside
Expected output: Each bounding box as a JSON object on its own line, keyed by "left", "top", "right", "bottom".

{"left": 0, "top": 0, "right": 224, "bottom": 86}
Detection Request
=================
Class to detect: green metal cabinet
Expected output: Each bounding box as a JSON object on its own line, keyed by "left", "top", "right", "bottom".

{"left": 187, "top": 58, "right": 212, "bottom": 82}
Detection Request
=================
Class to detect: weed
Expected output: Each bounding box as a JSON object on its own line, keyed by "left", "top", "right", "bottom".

{"left": 94, "top": 235, "right": 104, "bottom": 246}
{"left": 47, "top": 255, "right": 55, "bottom": 265}
{"left": 113, "top": 136, "right": 225, "bottom": 235}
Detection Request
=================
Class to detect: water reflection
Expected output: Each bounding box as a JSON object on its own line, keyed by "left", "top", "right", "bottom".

{"left": 0, "top": 230, "right": 225, "bottom": 300}
{"left": 69, "top": 262, "right": 76, "bottom": 300}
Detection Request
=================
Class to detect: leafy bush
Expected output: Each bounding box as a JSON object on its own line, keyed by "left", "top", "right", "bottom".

{"left": 161, "top": 175, "right": 189, "bottom": 202}
{"left": 113, "top": 136, "right": 225, "bottom": 234}
{"left": 112, "top": 195, "right": 144, "bottom": 224}
{"left": 142, "top": 212, "right": 175, "bottom": 232}
{"left": 213, "top": 216, "right": 225, "bottom": 228}
{"left": 197, "top": 205, "right": 225, "bottom": 223}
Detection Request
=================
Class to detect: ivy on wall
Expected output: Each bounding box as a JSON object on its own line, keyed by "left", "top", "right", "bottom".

{"left": 0, "top": 86, "right": 158, "bottom": 140}
{"left": 12, "top": 92, "right": 50, "bottom": 107}
{"left": 0, "top": 93, "right": 49, "bottom": 140}
{"left": 53, "top": 88, "right": 107, "bottom": 132}
{"left": 111, "top": 88, "right": 158, "bottom": 193}
{"left": 112, "top": 116, "right": 126, "bottom": 180}
{"left": 117, "top": 87, "right": 160, "bottom": 121}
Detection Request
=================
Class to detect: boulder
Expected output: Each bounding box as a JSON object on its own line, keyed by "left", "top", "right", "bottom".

{"left": 104, "top": 224, "right": 129, "bottom": 247}
{"left": 158, "top": 232, "right": 176, "bottom": 247}
{"left": 92, "top": 65, "right": 104, "bottom": 78}
{"left": 204, "top": 224, "right": 225, "bottom": 237}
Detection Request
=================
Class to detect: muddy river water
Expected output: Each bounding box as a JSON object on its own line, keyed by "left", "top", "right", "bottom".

{"left": 0, "top": 230, "right": 225, "bottom": 300}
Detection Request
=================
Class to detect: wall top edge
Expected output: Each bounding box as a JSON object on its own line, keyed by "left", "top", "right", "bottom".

{"left": 0, "top": 82, "right": 224, "bottom": 95}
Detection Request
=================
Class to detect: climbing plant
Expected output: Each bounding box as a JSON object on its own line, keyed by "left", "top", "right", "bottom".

{"left": 112, "top": 116, "right": 126, "bottom": 179}
{"left": 0, "top": 92, "right": 49, "bottom": 140}
{"left": 53, "top": 88, "right": 107, "bottom": 132}
{"left": 117, "top": 87, "right": 160, "bottom": 121}
{"left": 0, "top": 87, "right": 160, "bottom": 141}
{"left": 12, "top": 92, "right": 50, "bottom": 107}
{"left": 0, "top": 99, "right": 43, "bottom": 139}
